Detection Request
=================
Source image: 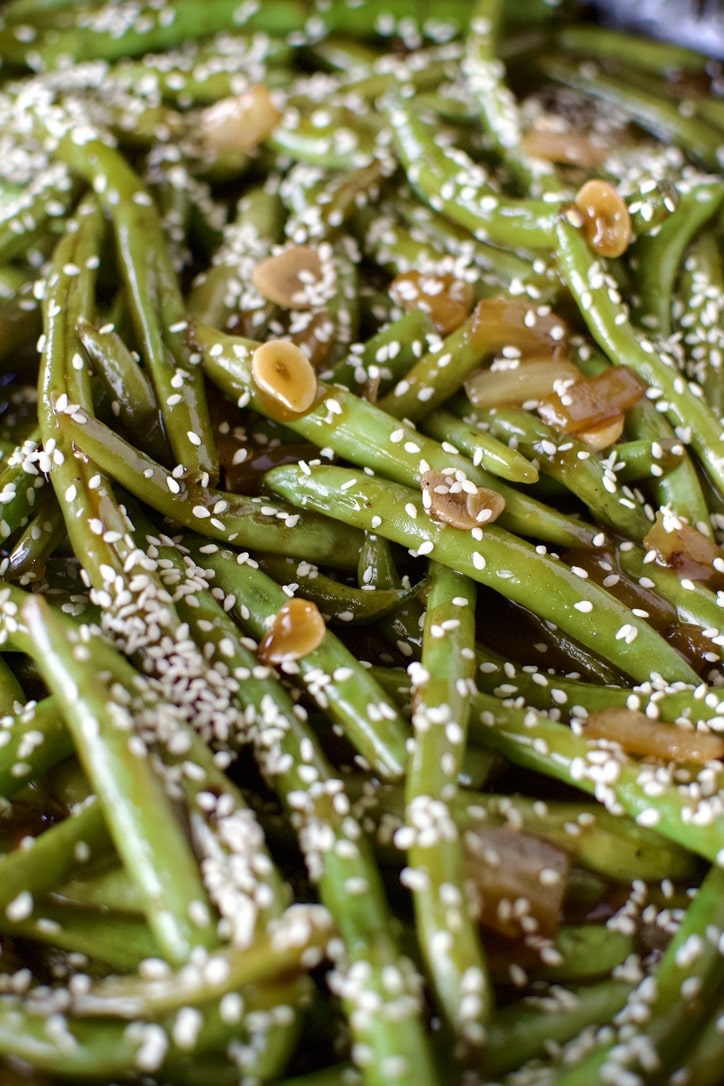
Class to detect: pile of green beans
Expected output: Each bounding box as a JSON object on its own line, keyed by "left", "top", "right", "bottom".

{"left": 0, "top": 1, "right": 722, "bottom": 1083}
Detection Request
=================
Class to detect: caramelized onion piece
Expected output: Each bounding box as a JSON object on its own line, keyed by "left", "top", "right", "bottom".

{"left": 252, "top": 245, "right": 324, "bottom": 309}
{"left": 389, "top": 270, "right": 474, "bottom": 335}
{"left": 465, "top": 357, "right": 581, "bottom": 408}
{"left": 420, "top": 471, "right": 505, "bottom": 529}
{"left": 573, "top": 179, "right": 632, "bottom": 259}
{"left": 643, "top": 511, "right": 724, "bottom": 590}
{"left": 583, "top": 707, "right": 724, "bottom": 764}
{"left": 257, "top": 598, "right": 326, "bottom": 664}
{"left": 251, "top": 339, "right": 317, "bottom": 417}
{"left": 538, "top": 365, "right": 646, "bottom": 434}
{"left": 576, "top": 413, "right": 625, "bottom": 450}
{"left": 469, "top": 297, "right": 569, "bottom": 359}
{"left": 464, "top": 826, "right": 570, "bottom": 940}
{"left": 521, "top": 126, "right": 608, "bottom": 168}
{"left": 200, "top": 85, "right": 281, "bottom": 155}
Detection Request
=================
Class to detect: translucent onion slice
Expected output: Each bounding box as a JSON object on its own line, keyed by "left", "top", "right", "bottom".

{"left": 389, "top": 270, "right": 474, "bottom": 335}
{"left": 420, "top": 470, "right": 505, "bottom": 529}
{"left": 576, "top": 412, "right": 625, "bottom": 450}
{"left": 463, "top": 825, "right": 570, "bottom": 940}
{"left": 468, "top": 297, "right": 569, "bottom": 359}
{"left": 537, "top": 365, "right": 646, "bottom": 433}
{"left": 521, "top": 126, "right": 609, "bottom": 167}
{"left": 583, "top": 707, "right": 724, "bottom": 764}
{"left": 257, "top": 598, "right": 326, "bottom": 664}
{"left": 643, "top": 510, "right": 724, "bottom": 590}
{"left": 200, "top": 85, "right": 281, "bottom": 155}
{"left": 252, "top": 245, "right": 324, "bottom": 310}
{"left": 465, "top": 357, "right": 581, "bottom": 408}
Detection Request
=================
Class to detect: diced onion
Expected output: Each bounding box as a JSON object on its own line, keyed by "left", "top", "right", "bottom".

{"left": 463, "top": 825, "right": 570, "bottom": 940}
{"left": 643, "top": 511, "right": 724, "bottom": 591}
{"left": 200, "top": 85, "right": 281, "bottom": 156}
{"left": 465, "top": 357, "right": 581, "bottom": 408}
{"left": 389, "top": 270, "right": 474, "bottom": 335}
{"left": 537, "top": 365, "right": 646, "bottom": 433}
{"left": 583, "top": 707, "right": 724, "bottom": 764}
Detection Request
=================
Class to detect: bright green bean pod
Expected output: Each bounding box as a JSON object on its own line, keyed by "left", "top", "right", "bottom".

{"left": 21, "top": 595, "right": 219, "bottom": 965}
{"left": 265, "top": 461, "right": 699, "bottom": 685}
{"left": 555, "top": 211, "right": 724, "bottom": 496}
{"left": 404, "top": 562, "right": 492, "bottom": 1048}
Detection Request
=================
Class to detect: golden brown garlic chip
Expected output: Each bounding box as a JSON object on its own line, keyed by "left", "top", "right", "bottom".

{"left": 257, "top": 598, "right": 326, "bottom": 665}
{"left": 200, "top": 85, "right": 281, "bottom": 155}
{"left": 583, "top": 707, "right": 724, "bottom": 764}
{"left": 252, "top": 245, "right": 324, "bottom": 309}
{"left": 573, "top": 179, "right": 632, "bottom": 258}
{"left": 251, "top": 339, "right": 317, "bottom": 416}
{"left": 420, "top": 470, "right": 505, "bottom": 530}
{"left": 389, "top": 270, "right": 474, "bottom": 335}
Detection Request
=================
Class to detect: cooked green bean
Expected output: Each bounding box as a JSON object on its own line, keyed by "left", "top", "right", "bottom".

{"left": 0, "top": 7, "right": 722, "bottom": 1085}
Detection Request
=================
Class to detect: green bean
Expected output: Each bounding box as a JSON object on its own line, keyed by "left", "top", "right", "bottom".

{"left": 631, "top": 182, "right": 724, "bottom": 335}
{"left": 606, "top": 436, "right": 685, "bottom": 484}
{"left": 484, "top": 979, "right": 634, "bottom": 1079}
{"left": 422, "top": 409, "right": 539, "bottom": 484}
{"left": 47, "top": 134, "right": 218, "bottom": 478}
{"left": 53, "top": 402, "right": 365, "bottom": 568}
{"left": 0, "top": 164, "right": 79, "bottom": 264}
{"left": 404, "top": 562, "right": 491, "bottom": 1048}
{"left": 75, "top": 318, "right": 169, "bottom": 463}
{"left": 187, "top": 184, "right": 285, "bottom": 331}
{"left": 197, "top": 321, "right": 601, "bottom": 549}
{"left": 469, "top": 693, "right": 724, "bottom": 865}
{"left": 259, "top": 554, "right": 416, "bottom": 625}
{"left": 464, "top": 0, "right": 560, "bottom": 197}
{"left": 555, "top": 211, "right": 724, "bottom": 496}
{"left": 326, "top": 309, "right": 438, "bottom": 393}
{"left": 357, "top": 780, "right": 699, "bottom": 884}
{"left": 0, "top": 797, "right": 112, "bottom": 916}
{"left": 0, "top": 656, "right": 24, "bottom": 713}
{"left": 523, "top": 923, "right": 636, "bottom": 984}
{"left": 3, "top": 489, "right": 66, "bottom": 581}
{"left": 0, "top": 900, "right": 161, "bottom": 971}
{"left": 0, "top": 431, "right": 47, "bottom": 543}
{"left": 167, "top": 577, "right": 439, "bottom": 1086}
{"left": 0, "top": 695, "right": 73, "bottom": 795}
{"left": 21, "top": 595, "right": 219, "bottom": 965}
{"left": 625, "top": 394, "right": 715, "bottom": 538}
{"left": 181, "top": 538, "right": 411, "bottom": 781}
{"left": 265, "top": 461, "right": 699, "bottom": 685}
{"left": 72, "top": 902, "right": 333, "bottom": 1017}
{"left": 386, "top": 94, "right": 558, "bottom": 250}
{"left": 556, "top": 24, "right": 711, "bottom": 77}
{"left": 377, "top": 307, "right": 535, "bottom": 425}
{"left": 549, "top": 864, "right": 724, "bottom": 1085}
{"left": 536, "top": 52, "right": 723, "bottom": 170}
{"left": 1, "top": 11, "right": 722, "bottom": 1085}
{"left": 474, "top": 405, "right": 653, "bottom": 540}
{"left": 674, "top": 230, "right": 724, "bottom": 416}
